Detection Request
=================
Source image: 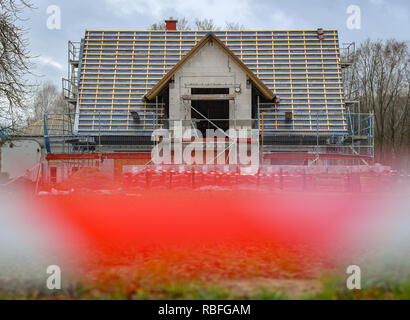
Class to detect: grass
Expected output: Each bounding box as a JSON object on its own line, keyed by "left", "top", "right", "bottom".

{"left": 40, "top": 281, "right": 288, "bottom": 300}
{"left": 2, "top": 277, "right": 410, "bottom": 300}
{"left": 305, "top": 274, "right": 410, "bottom": 300}
{"left": 1, "top": 242, "right": 409, "bottom": 300}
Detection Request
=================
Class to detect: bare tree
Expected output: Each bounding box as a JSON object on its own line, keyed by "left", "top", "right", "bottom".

{"left": 175, "top": 17, "right": 190, "bottom": 31}
{"left": 150, "top": 17, "right": 190, "bottom": 30}
{"left": 149, "top": 18, "right": 245, "bottom": 31}
{"left": 27, "top": 82, "right": 63, "bottom": 124}
{"left": 0, "top": 0, "right": 34, "bottom": 134}
{"left": 225, "top": 22, "right": 245, "bottom": 30}
{"left": 350, "top": 39, "right": 410, "bottom": 167}
{"left": 194, "top": 18, "right": 219, "bottom": 30}
{"left": 149, "top": 21, "right": 166, "bottom": 31}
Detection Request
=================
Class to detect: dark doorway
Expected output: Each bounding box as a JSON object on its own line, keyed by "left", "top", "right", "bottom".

{"left": 191, "top": 100, "right": 230, "bottom": 135}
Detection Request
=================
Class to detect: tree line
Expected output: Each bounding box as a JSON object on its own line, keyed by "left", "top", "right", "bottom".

{"left": 149, "top": 17, "right": 244, "bottom": 31}
{"left": 345, "top": 40, "right": 410, "bottom": 168}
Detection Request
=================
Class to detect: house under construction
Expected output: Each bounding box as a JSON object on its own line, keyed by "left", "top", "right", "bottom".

{"left": 50, "top": 20, "right": 374, "bottom": 172}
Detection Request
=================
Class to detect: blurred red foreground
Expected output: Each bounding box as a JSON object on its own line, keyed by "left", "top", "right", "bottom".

{"left": 36, "top": 189, "right": 381, "bottom": 264}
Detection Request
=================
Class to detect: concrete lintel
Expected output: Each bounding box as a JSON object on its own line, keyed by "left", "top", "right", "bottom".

{"left": 181, "top": 94, "right": 235, "bottom": 101}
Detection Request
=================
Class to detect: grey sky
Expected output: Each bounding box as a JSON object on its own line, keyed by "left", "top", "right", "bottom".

{"left": 23, "top": 0, "right": 410, "bottom": 86}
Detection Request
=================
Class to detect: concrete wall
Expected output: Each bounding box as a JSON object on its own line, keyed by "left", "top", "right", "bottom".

{"left": 1, "top": 140, "right": 42, "bottom": 180}
{"left": 169, "top": 40, "right": 252, "bottom": 132}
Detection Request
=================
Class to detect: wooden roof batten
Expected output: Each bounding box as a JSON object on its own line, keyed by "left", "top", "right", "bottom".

{"left": 144, "top": 33, "right": 276, "bottom": 101}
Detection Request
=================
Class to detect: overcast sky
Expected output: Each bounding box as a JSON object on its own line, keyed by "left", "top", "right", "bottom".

{"left": 23, "top": 0, "right": 409, "bottom": 86}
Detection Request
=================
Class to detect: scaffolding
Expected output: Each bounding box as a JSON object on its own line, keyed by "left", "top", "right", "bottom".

{"left": 74, "top": 30, "right": 346, "bottom": 136}
{"left": 54, "top": 34, "right": 374, "bottom": 166}
{"left": 340, "top": 42, "right": 375, "bottom": 164}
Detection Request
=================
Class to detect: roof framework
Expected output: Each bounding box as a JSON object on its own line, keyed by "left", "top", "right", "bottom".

{"left": 145, "top": 33, "right": 275, "bottom": 101}
{"left": 13, "top": 115, "right": 74, "bottom": 137}
{"left": 76, "top": 30, "right": 346, "bottom": 136}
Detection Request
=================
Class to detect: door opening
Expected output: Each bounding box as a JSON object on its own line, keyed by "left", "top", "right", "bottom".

{"left": 191, "top": 100, "right": 230, "bottom": 135}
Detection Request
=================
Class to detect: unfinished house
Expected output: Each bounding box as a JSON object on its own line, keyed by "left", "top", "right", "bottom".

{"left": 55, "top": 19, "right": 373, "bottom": 168}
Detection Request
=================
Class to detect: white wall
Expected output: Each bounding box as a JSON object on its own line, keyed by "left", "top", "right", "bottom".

{"left": 169, "top": 41, "right": 252, "bottom": 131}
{"left": 1, "top": 140, "right": 42, "bottom": 180}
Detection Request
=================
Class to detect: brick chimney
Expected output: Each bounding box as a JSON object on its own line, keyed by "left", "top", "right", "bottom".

{"left": 165, "top": 18, "right": 178, "bottom": 31}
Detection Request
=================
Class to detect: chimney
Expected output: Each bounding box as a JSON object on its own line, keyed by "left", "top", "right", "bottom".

{"left": 317, "top": 28, "right": 325, "bottom": 40}
{"left": 165, "top": 18, "right": 178, "bottom": 31}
